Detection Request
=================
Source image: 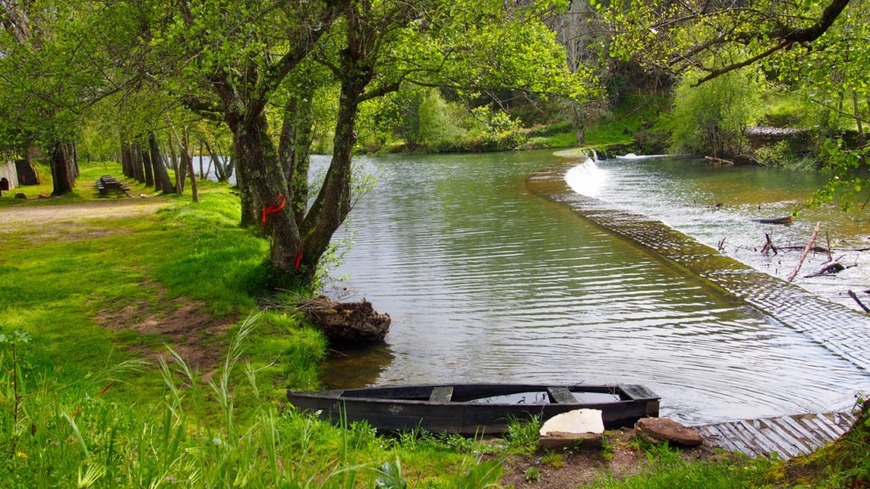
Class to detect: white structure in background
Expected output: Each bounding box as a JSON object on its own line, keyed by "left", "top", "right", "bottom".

{"left": 0, "top": 161, "right": 19, "bottom": 194}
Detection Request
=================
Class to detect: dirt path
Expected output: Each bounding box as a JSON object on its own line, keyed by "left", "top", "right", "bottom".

{"left": 0, "top": 198, "right": 170, "bottom": 228}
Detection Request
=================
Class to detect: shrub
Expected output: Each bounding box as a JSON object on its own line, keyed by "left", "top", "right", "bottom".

{"left": 669, "top": 70, "right": 763, "bottom": 158}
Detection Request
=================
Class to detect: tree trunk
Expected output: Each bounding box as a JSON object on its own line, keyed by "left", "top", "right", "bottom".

{"left": 201, "top": 136, "right": 226, "bottom": 182}
{"left": 853, "top": 91, "right": 867, "bottom": 166}
{"left": 19, "top": 147, "right": 40, "bottom": 185}
{"left": 148, "top": 132, "right": 176, "bottom": 194}
{"left": 279, "top": 88, "right": 315, "bottom": 224}
{"left": 49, "top": 140, "right": 78, "bottom": 196}
{"left": 120, "top": 140, "right": 133, "bottom": 178}
{"left": 181, "top": 127, "right": 198, "bottom": 203}
{"left": 300, "top": 48, "right": 372, "bottom": 280}
{"left": 142, "top": 139, "right": 154, "bottom": 187}
{"left": 167, "top": 129, "right": 184, "bottom": 193}
{"left": 230, "top": 111, "right": 303, "bottom": 273}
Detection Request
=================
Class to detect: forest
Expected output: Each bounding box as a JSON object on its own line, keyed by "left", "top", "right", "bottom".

{"left": 2, "top": 0, "right": 867, "bottom": 285}
{"left": 1, "top": 0, "right": 868, "bottom": 487}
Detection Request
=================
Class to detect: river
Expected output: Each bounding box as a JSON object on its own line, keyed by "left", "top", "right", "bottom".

{"left": 319, "top": 151, "right": 870, "bottom": 425}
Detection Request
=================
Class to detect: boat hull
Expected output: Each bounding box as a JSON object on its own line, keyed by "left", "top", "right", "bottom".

{"left": 287, "top": 383, "right": 659, "bottom": 435}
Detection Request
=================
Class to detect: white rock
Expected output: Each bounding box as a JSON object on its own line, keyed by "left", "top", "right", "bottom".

{"left": 539, "top": 409, "right": 604, "bottom": 436}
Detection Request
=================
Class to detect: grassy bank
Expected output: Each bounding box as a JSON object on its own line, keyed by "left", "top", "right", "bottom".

{"left": 1, "top": 161, "right": 866, "bottom": 488}
{"left": 1, "top": 161, "right": 503, "bottom": 487}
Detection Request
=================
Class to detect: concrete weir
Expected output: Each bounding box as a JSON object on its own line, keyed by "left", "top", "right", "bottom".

{"left": 527, "top": 162, "right": 870, "bottom": 375}
{"left": 693, "top": 410, "right": 859, "bottom": 460}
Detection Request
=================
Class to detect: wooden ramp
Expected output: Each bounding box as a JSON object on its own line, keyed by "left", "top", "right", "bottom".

{"left": 692, "top": 411, "right": 858, "bottom": 460}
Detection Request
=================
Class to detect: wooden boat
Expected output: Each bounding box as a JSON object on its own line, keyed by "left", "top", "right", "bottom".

{"left": 287, "top": 383, "right": 660, "bottom": 435}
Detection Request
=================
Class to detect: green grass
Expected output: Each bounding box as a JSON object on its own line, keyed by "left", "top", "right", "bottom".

{"left": 0, "top": 160, "right": 508, "bottom": 488}
{"left": 584, "top": 92, "right": 671, "bottom": 149}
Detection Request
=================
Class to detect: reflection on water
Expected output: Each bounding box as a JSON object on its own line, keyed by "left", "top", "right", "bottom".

{"left": 321, "top": 151, "right": 870, "bottom": 424}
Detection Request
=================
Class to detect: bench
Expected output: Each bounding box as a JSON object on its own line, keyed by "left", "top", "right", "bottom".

{"left": 96, "top": 175, "right": 130, "bottom": 197}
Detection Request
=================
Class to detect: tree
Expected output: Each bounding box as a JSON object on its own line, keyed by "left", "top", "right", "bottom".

{"left": 669, "top": 71, "right": 762, "bottom": 158}
{"left": 0, "top": 1, "right": 137, "bottom": 195}
{"left": 600, "top": 0, "right": 853, "bottom": 85}
{"left": 129, "top": 0, "right": 592, "bottom": 287}
{"left": 601, "top": 0, "right": 867, "bottom": 207}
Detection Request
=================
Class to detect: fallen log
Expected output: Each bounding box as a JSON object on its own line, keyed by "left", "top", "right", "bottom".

{"left": 704, "top": 156, "right": 734, "bottom": 166}
{"left": 753, "top": 216, "right": 793, "bottom": 225}
{"left": 787, "top": 222, "right": 821, "bottom": 282}
{"left": 298, "top": 296, "right": 391, "bottom": 344}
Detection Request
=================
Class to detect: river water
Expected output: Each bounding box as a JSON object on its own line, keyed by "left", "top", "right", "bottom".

{"left": 320, "top": 151, "right": 870, "bottom": 425}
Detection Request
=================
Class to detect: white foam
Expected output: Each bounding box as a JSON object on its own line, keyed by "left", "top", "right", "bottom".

{"left": 565, "top": 158, "right": 609, "bottom": 198}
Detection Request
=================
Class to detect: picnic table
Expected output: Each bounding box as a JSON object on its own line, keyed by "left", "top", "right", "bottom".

{"left": 95, "top": 175, "right": 130, "bottom": 197}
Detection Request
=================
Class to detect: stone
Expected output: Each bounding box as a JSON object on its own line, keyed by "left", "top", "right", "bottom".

{"left": 539, "top": 431, "right": 603, "bottom": 450}
{"left": 539, "top": 409, "right": 605, "bottom": 450}
{"left": 635, "top": 417, "right": 703, "bottom": 447}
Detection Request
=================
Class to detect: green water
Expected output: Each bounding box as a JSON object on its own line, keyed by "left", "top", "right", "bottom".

{"left": 320, "top": 151, "right": 870, "bottom": 424}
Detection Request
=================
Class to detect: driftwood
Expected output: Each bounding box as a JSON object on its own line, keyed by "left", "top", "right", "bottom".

{"left": 299, "top": 296, "right": 391, "bottom": 344}
{"left": 760, "top": 233, "right": 778, "bottom": 255}
{"left": 786, "top": 222, "right": 821, "bottom": 282}
{"left": 803, "top": 261, "right": 847, "bottom": 278}
{"left": 848, "top": 291, "right": 870, "bottom": 313}
{"left": 704, "top": 156, "right": 734, "bottom": 166}
{"left": 753, "top": 216, "right": 793, "bottom": 225}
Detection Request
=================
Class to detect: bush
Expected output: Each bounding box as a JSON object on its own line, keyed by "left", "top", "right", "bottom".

{"left": 669, "top": 70, "right": 763, "bottom": 158}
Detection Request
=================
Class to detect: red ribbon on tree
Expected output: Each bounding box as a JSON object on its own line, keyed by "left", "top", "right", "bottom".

{"left": 261, "top": 193, "right": 287, "bottom": 226}
{"left": 294, "top": 250, "right": 303, "bottom": 271}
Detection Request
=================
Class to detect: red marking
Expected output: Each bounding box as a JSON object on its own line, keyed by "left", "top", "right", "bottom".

{"left": 261, "top": 193, "right": 287, "bottom": 226}
{"left": 294, "top": 250, "right": 303, "bottom": 271}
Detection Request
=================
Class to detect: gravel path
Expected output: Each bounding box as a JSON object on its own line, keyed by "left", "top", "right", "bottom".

{"left": 0, "top": 198, "right": 169, "bottom": 228}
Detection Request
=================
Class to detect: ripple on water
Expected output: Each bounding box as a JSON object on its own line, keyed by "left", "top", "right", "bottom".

{"left": 322, "top": 153, "right": 870, "bottom": 424}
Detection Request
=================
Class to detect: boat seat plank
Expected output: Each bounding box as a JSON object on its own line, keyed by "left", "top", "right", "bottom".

{"left": 429, "top": 386, "right": 453, "bottom": 403}
{"left": 548, "top": 387, "right": 576, "bottom": 404}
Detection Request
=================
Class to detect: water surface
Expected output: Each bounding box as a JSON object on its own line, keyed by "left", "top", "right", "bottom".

{"left": 321, "top": 151, "right": 870, "bottom": 424}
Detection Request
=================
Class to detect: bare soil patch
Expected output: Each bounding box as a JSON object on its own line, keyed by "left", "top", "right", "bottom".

{"left": 0, "top": 198, "right": 169, "bottom": 229}
{"left": 498, "top": 428, "right": 728, "bottom": 489}
{"left": 95, "top": 283, "right": 238, "bottom": 379}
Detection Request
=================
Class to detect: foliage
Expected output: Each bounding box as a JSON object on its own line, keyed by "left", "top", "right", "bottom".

{"left": 668, "top": 70, "right": 762, "bottom": 158}
{"left": 504, "top": 416, "right": 541, "bottom": 454}
{"left": 754, "top": 140, "right": 818, "bottom": 171}
{"left": 600, "top": 0, "right": 868, "bottom": 208}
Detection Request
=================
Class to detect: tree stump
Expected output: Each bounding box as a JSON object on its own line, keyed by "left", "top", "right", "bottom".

{"left": 299, "top": 296, "right": 391, "bottom": 344}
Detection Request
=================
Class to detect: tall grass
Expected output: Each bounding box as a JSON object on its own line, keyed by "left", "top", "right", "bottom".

{"left": 0, "top": 316, "right": 503, "bottom": 488}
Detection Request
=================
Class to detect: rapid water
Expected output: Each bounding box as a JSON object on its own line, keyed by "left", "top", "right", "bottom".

{"left": 321, "top": 151, "right": 870, "bottom": 424}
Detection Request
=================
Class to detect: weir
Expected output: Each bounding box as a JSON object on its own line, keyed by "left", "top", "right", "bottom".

{"left": 527, "top": 160, "right": 870, "bottom": 375}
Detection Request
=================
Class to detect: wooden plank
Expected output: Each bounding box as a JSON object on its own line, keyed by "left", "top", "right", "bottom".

{"left": 777, "top": 415, "right": 823, "bottom": 452}
{"left": 802, "top": 414, "right": 842, "bottom": 440}
{"left": 693, "top": 411, "right": 858, "bottom": 460}
{"left": 548, "top": 387, "right": 577, "bottom": 404}
{"left": 754, "top": 419, "right": 803, "bottom": 458}
{"left": 711, "top": 422, "right": 764, "bottom": 457}
{"left": 429, "top": 386, "right": 453, "bottom": 403}
{"left": 697, "top": 424, "right": 741, "bottom": 454}
{"left": 619, "top": 384, "right": 659, "bottom": 400}
{"left": 734, "top": 420, "right": 796, "bottom": 458}
{"left": 618, "top": 384, "right": 660, "bottom": 416}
